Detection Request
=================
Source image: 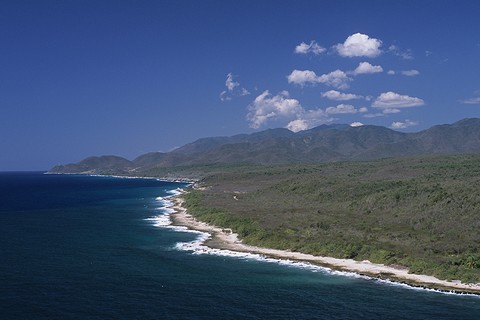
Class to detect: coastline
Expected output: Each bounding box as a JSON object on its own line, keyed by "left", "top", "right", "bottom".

{"left": 170, "top": 196, "right": 480, "bottom": 295}
{"left": 44, "top": 171, "right": 198, "bottom": 184}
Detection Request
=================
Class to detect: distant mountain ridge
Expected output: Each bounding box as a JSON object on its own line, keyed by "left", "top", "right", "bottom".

{"left": 48, "top": 118, "right": 480, "bottom": 175}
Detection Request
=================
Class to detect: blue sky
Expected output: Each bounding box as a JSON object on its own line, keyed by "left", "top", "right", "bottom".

{"left": 1, "top": 0, "right": 479, "bottom": 170}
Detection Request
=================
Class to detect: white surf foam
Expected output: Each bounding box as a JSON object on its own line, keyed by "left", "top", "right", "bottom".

{"left": 167, "top": 188, "right": 184, "bottom": 196}
{"left": 145, "top": 189, "right": 183, "bottom": 227}
{"left": 144, "top": 215, "right": 172, "bottom": 227}
{"left": 173, "top": 235, "right": 365, "bottom": 276}
{"left": 145, "top": 190, "right": 392, "bottom": 284}
{"left": 145, "top": 189, "right": 480, "bottom": 297}
{"left": 173, "top": 234, "right": 480, "bottom": 296}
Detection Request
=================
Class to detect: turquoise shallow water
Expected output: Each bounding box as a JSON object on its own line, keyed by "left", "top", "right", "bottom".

{"left": 0, "top": 172, "right": 478, "bottom": 319}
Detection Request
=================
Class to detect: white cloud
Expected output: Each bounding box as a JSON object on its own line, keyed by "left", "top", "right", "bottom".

{"left": 286, "top": 109, "right": 332, "bottom": 132}
{"left": 388, "top": 45, "right": 413, "bottom": 60}
{"left": 401, "top": 69, "right": 420, "bottom": 76}
{"left": 390, "top": 120, "right": 418, "bottom": 129}
{"left": 334, "top": 33, "right": 382, "bottom": 58}
{"left": 287, "top": 69, "right": 319, "bottom": 86}
{"left": 461, "top": 97, "right": 480, "bottom": 104}
{"left": 287, "top": 69, "right": 351, "bottom": 89}
{"left": 219, "top": 90, "right": 231, "bottom": 101}
{"left": 247, "top": 90, "right": 341, "bottom": 132}
{"left": 287, "top": 119, "right": 309, "bottom": 132}
{"left": 321, "top": 90, "right": 363, "bottom": 101}
{"left": 317, "top": 70, "right": 351, "bottom": 89}
{"left": 295, "top": 41, "right": 326, "bottom": 55}
{"left": 352, "top": 62, "right": 383, "bottom": 75}
{"left": 325, "top": 104, "right": 358, "bottom": 114}
{"left": 247, "top": 90, "right": 303, "bottom": 129}
{"left": 383, "top": 108, "right": 401, "bottom": 114}
{"left": 350, "top": 122, "right": 364, "bottom": 127}
{"left": 372, "top": 91, "right": 425, "bottom": 108}
{"left": 386, "top": 69, "right": 420, "bottom": 76}
{"left": 226, "top": 73, "right": 239, "bottom": 91}
{"left": 240, "top": 88, "right": 250, "bottom": 96}
{"left": 220, "top": 73, "right": 250, "bottom": 101}
{"left": 359, "top": 107, "right": 368, "bottom": 113}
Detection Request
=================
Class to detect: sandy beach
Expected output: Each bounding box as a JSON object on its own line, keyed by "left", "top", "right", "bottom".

{"left": 170, "top": 196, "right": 480, "bottom": 295}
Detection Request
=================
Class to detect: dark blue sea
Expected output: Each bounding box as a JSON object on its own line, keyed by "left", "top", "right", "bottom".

{"left": 0, "top": 172, "right": 478, "bottom": 319}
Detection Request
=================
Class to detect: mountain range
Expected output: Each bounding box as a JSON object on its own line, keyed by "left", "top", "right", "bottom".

{"left": 48, "top": 118, "right": 480, "bottom": 175}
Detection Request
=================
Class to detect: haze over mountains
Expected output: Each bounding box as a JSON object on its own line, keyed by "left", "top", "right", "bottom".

{"left": 49, "top": 118, "right": 480, "bottom": 175}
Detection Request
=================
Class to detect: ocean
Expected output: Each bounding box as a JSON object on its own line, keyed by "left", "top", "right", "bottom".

{"left": 0, "top": 172, "right": 478, "bottom": 319}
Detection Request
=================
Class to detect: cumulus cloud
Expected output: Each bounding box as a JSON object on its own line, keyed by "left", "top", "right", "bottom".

{"left": 352, "top": 62, "right": 383, "bottom": 75}
{"left": 388, "top": 45, "right": 413, "bottom": 60}
{"left": 325, "top": 104, "right": 358, "bottom": 114}
{"left": 317, "top": 70, "right": 351, "bottom": 89}
{"left": 334, "top": 33, "right": 382, "bottom": 58}
{"left": 372, "top": 91, "right": 425, "bottom": 108}
{"left": 321, "top": 90, "right": 363, "bottom": 101}
{"left": 220, "top": 73, "right": 250, "bottom": 101}
{"left": 295, "top": 40, "right": 326, "bottom": 55}
{"left": 286, "top": 119, "right": 309, "bottom": 132}
{"left": 287, "top": 69, "right": 351, "bottom": 89}
{"left": 387, "top": 70, "right": 395, "bottom": 75}
{"left": 286, "top": 109, "right": 332, "bottom": 132}
{"left": 350, "top": 122, "right": 364, "bottom": 127}
{"left": 287, "top": 69, "right": 320, "bottom": 86}
{"left": 359, "top": 107, "right": 368, "bottom": 113}
{"left": 390, "top": 120, "right": 418, "bottom": 129}
{"left": 247, "top": 90, "right": 303, "bottom": 129}
{"left": 401, "top": 69, "right": 420, "bottom": 76}
{"left": 247, "top": 90, "right": 352, "bottom": 132}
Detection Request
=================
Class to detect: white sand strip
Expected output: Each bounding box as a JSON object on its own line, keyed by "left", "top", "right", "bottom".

{"left": 170, "top": 196, "right": 480, "bottom": 294}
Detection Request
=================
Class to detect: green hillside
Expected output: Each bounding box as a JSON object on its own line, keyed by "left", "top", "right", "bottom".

{"left": 48, "top": 118, "right": 480, "bottom": 175}
{"left": 180, "top": 154, "right": 480, "bottom": 283}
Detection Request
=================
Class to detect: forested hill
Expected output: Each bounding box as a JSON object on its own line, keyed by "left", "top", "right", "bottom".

{"left": 49, "top": 118, "right": 480, "bottom": 175}
{"left": 181, "top": 154, "right": 480, "bottom": 285}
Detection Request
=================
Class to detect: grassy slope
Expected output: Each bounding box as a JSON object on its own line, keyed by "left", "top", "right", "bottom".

{"left": 153, "top": 155, "right": 480, "bottom": 283}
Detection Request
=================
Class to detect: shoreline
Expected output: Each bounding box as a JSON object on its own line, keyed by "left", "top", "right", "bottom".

{"left": 44, "top": 171, "right": 198, "bottom": 184}
{"left": 170, "top": 196, "right": 480, "bottom": 295}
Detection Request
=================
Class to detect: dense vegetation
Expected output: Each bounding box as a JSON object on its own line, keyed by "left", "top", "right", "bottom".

{"left": 180, "top": 155, "right": 480, "bottom": 283}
